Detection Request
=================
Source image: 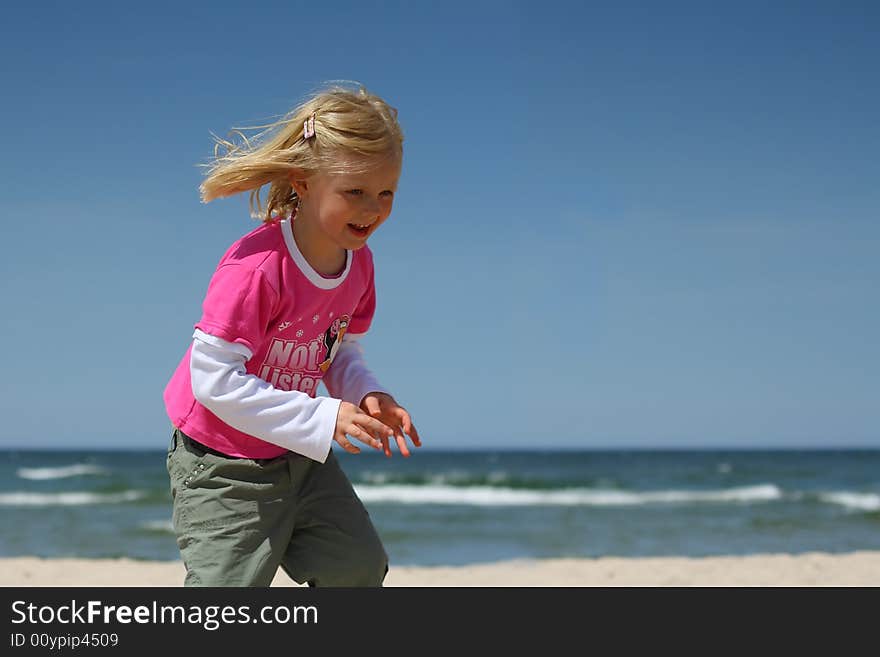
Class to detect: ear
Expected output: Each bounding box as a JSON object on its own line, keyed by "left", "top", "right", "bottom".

{"left": 289, "top": 173, "right": 310, "bottom": 199}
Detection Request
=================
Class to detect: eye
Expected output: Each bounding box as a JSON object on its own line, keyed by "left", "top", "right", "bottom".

{"left": 380, "top": 190, "right": 394, "bottom": 198}
{"left": 346, "top": 189, "right": 363, "bottom": 196}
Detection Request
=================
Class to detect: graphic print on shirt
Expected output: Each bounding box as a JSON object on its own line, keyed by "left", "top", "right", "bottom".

{"left": 257, "top": 314, "right": 351, "bottom": 394}
{"left": 318, "top": 315, "right": 350, "bottom": 372}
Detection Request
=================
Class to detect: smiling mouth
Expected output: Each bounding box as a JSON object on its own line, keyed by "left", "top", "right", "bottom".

{"left": 347, "top": 223, "right": 371, "bottom": 237}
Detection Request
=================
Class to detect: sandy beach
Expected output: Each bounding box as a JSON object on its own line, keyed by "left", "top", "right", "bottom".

{"left": 2, "top": 552, "right": 879, "bottom": 586}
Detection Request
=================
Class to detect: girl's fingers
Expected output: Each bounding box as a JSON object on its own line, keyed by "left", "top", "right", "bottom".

{"left": 335, "top": 434, "right": 360, "bottom": 454}
{"left": 394, "top": 428, "right": 411, "bottom": 457}
{"left": 346, "top": 402, "right": 420, "bottom": 457}
{"left": 362, "top": 415, "right": 395, "bottom": 445}
{"left": 407, "top": 421, "right": 421, "bottom": 447}
{"left": 347, "top": 424, "right": 383, "bottom": 450}
{"left": 396, "top": 408, "right": 422, "bottom": 447}
{"left": 390, "top": 414, "right": 411, "bottom": 457}
{"left": 363, "top": 395, "right": 383, "bottom": 418}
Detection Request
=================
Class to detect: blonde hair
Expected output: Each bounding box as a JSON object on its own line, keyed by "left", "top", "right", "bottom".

{"left": 199, "top": 83, "right": 404, "bottom": 221}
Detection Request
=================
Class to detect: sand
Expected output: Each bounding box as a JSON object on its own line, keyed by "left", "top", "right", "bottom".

{"left": 1, "top": 552, "right": 879, "bottom": 586}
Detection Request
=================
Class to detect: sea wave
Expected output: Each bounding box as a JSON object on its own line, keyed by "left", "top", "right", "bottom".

{"left": 819, "top": 491, "right": 880, "bottom": 512}
{"left": 139, "top": 520, "right": 174, "bottom": 533}
{"left": 357, "top": 470, "right": 586, "bottom": 489}
{"left": 17, "top": 464, "right": 107, "bottom": 480}
{"left": 0, "top": 490, "right": 146, "bottom": 507}
{"left": 360, "top": 470, "right": 512, "bottom": 486}
{"left": 353, "top": 483, "right": 783, "bottom": 507}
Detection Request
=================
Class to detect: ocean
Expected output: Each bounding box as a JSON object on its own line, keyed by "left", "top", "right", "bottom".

{"left": 1, "top": 448, "right": 879, "bottom": 567}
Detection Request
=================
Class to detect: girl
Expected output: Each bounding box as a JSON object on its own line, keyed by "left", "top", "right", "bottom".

{"left": 163, "top": 84, "right": 421, "bottom": 587}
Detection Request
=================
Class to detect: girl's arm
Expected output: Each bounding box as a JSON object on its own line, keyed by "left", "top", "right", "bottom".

{"left": 190, "top": 330, "right": 340, "bottom": 463}
{"left": 322, "top": 334, "right": 421, "bottom": 458}
{"left": 320, "top": 333, "right": 390, "bottom": 406}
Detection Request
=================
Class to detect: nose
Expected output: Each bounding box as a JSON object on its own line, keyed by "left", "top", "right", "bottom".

{"left": 363, "top": 197, "right": 382, "bottom": 220}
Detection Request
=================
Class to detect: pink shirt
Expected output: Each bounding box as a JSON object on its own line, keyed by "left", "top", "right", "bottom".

{"left": 164, "top": 218, "right": 377, "bottom": 459}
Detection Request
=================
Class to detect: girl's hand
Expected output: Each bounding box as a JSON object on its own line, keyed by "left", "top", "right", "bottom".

{"left": 334, "top": 401, "right": 395, "bottom": 454}
{"left": 360, "top": 392, "right": 422, "bottom": 458}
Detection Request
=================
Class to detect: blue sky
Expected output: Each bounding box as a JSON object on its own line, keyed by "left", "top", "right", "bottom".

{"left": 1, "top": 1, "right": 877, "bottom": 449}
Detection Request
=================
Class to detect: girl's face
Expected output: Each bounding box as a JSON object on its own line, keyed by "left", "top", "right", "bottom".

{"left": 292, "top": 155, "right": 401, "bottom": 257}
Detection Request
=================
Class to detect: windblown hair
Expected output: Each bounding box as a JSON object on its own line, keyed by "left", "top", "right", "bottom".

{"left": 199, "top": 83, "right": 404, "bottom": 221}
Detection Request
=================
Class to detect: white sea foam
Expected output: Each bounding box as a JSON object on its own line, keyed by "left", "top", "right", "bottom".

{"left": 0, "top": 490, "right": 145, "bottom": 507}
{"left": 362, "top": 471, "right": 392, "bottom": 485}
{"left": 487, "top": 471, "right": 511, "bottom": 485}
{"left": 428, "top": 470, "right": 468, "bottom": 485}
{"left": 140, "top": 520, "right": 174, "bottom": 533}
{"left": 360, "top": 470, "right": 513, "bottom": 486}
{"left": 353, "top": 483, "right": 783, "bottom": 507}
{"left": 17, "top": 464, "right": 107, "bottom": 480}
{"left": 819, "top": 491, "right": 880, "bottom": 512}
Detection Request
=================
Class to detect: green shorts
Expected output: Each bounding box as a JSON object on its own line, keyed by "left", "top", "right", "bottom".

{"left": 166, "top": 427, "right": 387, "bottom": 587}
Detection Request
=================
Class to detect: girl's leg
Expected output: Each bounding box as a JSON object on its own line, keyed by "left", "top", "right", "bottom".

{"left": 167, "top": 429, "right": 295, "bottom": 587}
{"left": 280, "top": 451, "right": 388, "bottom": 587}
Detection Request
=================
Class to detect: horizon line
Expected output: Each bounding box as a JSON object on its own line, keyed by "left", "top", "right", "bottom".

{"left": 1, "top": 444, "right": 878, "bottom": 452}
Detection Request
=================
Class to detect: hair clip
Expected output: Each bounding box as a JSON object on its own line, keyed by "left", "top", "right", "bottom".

{"left": 303, "top": 113, "right": 316, "bottom": 140}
